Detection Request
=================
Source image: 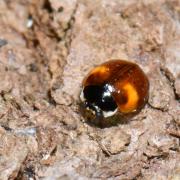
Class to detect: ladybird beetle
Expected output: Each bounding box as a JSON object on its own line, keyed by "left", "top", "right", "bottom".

{"left": 80, "top": 60, "right": 149, "bottom": 127}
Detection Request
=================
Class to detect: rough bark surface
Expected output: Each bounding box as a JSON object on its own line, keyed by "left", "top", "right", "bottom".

{"left": 0, "top": 0, "right": 179, "bottom": 179}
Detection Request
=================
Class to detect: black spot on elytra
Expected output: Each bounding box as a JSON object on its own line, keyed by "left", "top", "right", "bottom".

{"left": 83, "top": 84, "right": 117, "bottom": 112}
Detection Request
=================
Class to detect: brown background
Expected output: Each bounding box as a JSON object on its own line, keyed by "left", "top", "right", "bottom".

{"left": 0, "top": 0, "right": 179, "bottom": 179}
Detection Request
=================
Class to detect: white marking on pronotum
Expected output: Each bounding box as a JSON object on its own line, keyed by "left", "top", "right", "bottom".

{"left": 102, "top": 108, "right": 118, "bottom": 118}
{"left": 80, "top": 88, "right": 85, "bottom": 102}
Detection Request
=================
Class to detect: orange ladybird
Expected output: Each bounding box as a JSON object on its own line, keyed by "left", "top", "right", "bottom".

{"left": 80, "top": 60, "right": 149, "bottom": 127}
